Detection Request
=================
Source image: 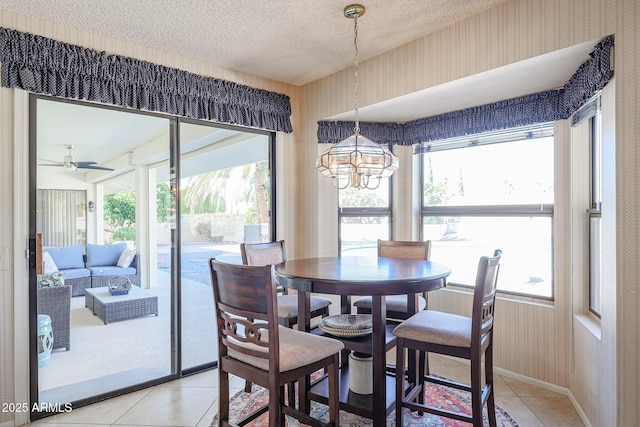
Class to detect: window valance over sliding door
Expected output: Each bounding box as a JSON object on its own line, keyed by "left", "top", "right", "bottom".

{"left": 0, "top": 27, "right": 292, "bottom": 133}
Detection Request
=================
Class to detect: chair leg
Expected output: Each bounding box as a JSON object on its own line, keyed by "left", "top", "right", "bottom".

{"left": 470, "top": 353, "right": 483, "bottom": 427}
{"left": 486, "top": 344, "right": 497, "bottom": 427}
{"left": 287, "top": 380, "right": 296, "bottom": 408}
{"left": 424, "top": 351, "right": 430, "bottom": 375}
{"left": 395, "top": 339, "right": 406, "bottom": 427}
{"left": 279, "top": 386, "right": 286, "bottom": 427}
{"left": 268, "top": 383, "right": 283, "bottom": 427}
{"left": 219, "top": 369, "right": 230, "bottom": 424}
{"left": 328, "top": 353, "right": 340, "bottom": 427}
{"left": 244, "top": 380, "right": 252, "bottom": 393}
{"left": 417, "top": 350, "right": 426, "bottom": 407}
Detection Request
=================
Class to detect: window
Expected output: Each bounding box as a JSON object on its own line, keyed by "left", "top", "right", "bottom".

{"left": 587, "top": 106, "right": 603, "bottom": 317}
{"left": 338, "top": 153, "right": 392, "bottom": 257}
{"left": 419, "top": 124, "right": 554, "bottom": 298}
{"left": 36, "top": 189, "right": 87, "bottom": 247}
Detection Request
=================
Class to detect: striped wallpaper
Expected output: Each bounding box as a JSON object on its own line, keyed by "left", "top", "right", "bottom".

{"left": 1, "top": 1, "right": 639, "bottom": 425}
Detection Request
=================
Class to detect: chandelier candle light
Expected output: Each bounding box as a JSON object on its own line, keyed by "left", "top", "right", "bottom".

{"left": 315, "top": 4, "right": 399, "bottom": 190}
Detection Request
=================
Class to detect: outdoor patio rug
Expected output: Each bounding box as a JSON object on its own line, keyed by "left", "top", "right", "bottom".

{"left": 210, "top": 378, "right": 520, "bottom": 426}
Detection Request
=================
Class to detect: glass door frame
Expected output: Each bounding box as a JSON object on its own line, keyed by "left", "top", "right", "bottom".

{"left": 28, "top": 94, "right": 277, "bottom": 419}
{"left": 176, "top": 116, "right": 276, "bottom": 374}
{"left": 28, "top": 94, "right": 181, "bottom": 418}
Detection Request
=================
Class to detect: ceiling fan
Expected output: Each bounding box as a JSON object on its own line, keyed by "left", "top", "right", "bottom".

{"left": 39, "top": 144, "right": 114, "bottom": 172}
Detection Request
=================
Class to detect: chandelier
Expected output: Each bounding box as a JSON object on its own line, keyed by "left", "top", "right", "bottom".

{"left": 315, "top": 4, "right": 399, "bottom": 190}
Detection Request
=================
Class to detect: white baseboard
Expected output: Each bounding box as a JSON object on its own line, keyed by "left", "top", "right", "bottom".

{"left": 494, "top": 366, "right": 569, "bottom": 395}
{"left": 494, "top": 367, "right": 592, "bottom": 427}
{"left": 566, "top": 390, "right": 593, "bottom": 427}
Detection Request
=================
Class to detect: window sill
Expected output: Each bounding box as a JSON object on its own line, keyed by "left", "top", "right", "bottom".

{"left": 574, "top": 313, "right": 602, "bottom": 340}
{"left": 441, "top": 284, "right": 556, "bottom": 308}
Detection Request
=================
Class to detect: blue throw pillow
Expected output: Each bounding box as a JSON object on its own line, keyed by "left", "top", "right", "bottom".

{"left": 43, "top": 245, "right": 84, "bottom": 270}
{"left": 86, "top": 243, "right": 127, "bottom": 267}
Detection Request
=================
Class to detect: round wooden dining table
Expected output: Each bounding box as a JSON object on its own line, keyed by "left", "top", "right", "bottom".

{"left": 275, "top": 256, "right": 451, "bottom": 427}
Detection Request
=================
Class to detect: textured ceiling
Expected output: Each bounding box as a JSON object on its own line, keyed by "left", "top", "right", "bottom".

{"left": 0, "top": 0, "right": 509, "bottom": 85}
{"left": 20, "top": 1, "right": 600, "bottom": 189}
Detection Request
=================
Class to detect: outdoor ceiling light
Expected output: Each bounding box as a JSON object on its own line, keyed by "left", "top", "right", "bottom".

{"left": 315, "top": 4, "right": 399, "bottom": 190}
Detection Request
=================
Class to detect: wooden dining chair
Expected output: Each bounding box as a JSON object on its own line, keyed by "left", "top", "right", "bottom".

{"left": 393, "top": 249, "right": 502, "bottom": 427}
{"left": 353, "top": 239, "right": 432, "bottom": 320}
{"left": 240, "top": 241, "right": 333, "bottom": 397}
{"left": 209, "top": 259, "right": 343, "bottom": 427}
{"left": 240, "top": 240, "right": 332, "bottom": 328}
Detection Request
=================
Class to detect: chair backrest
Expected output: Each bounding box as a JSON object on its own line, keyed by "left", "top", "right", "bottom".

{"left": 378, "top": 239, "right": 431, "bottom": 261}
{"left": 240, "top": 240, "right": 287, "bottom": 265}
{"left": 471, "top": 249, "right": 502, "bottom": 347}
{"left": 209, "top": 258, "right": 281, "bottom": 372}
{"left": 240, "top": 240, "right": 287, "bottom": 293}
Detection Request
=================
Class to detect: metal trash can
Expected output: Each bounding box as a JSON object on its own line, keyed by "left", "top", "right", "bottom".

{"left": 37, "top": 314, "right": 54, "bottom": 367}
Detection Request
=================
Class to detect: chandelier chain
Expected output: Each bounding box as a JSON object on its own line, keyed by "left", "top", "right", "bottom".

{"left": 353, "top": 14, "right": 359, "bottom": 134}
{"left": 314, "top": 5, "right": 399, "bottom": 190}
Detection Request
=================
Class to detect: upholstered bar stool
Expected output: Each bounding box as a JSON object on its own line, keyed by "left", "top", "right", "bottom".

{"left": 240, "top": 240, "right": 332, "bottom": 399}
{"left": 393, "top": 249, "right": 502, "bottom": 427}
{"left": 209, "top": 259, "right": 343, "bottom": 427}
{"left": 241, "top": 240, "right": 332, "bottom": 328}
{"left": 353, "top": 239, "right": 432, "bottom": 320}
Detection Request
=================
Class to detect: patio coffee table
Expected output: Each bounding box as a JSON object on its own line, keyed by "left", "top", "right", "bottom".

{"left": 85, "top": 286, "right": 158, "bottom": 325}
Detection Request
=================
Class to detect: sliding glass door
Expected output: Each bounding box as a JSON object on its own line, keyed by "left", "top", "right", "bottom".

{"left": 32, "top": 96, "right": 178, "bottom": 410}
{"left": 30, "top": 95, "right": 276, "bottom": 415}
{"left": 178, "top": 120, "right": 273, "bottom": 371}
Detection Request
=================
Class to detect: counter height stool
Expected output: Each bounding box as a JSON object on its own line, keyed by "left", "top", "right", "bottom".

{"left": 240, "top": 240, "right": 333, "bottom": 399}
{"left": 241, "top": 240, "right": 332, "bottom": 328}
{"left": 209, "top": 259, "right": 343, "bottom": 427}
{"left": 393, "top": 249, "right": 502, "bottom": 427}
{"left": 354, "top": 239, "right": 432, "bottom": 321}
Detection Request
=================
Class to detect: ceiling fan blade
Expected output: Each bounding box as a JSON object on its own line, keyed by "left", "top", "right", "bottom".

{"left": 38, "top": 159, "right": 64, "bottom": 165}
{"left": 77, "top": 165, "right": 114, "bottom": 171}
{"left": 76, "top": 161, "right": 114, "bottom": 171}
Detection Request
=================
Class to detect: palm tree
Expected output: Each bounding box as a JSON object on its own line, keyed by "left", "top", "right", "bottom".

{"left": 181, "top": 161, "right": 270, "bottom": 222}
{"left": 182, "top": 169, "right": 231, "bottom": 214}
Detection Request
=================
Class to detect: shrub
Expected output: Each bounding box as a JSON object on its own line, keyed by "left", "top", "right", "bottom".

{"left": 190, "top": 215, "right": 212, "bottom": 241}
{"left": 112, "top": 226, "right": 136, "bottom": 242}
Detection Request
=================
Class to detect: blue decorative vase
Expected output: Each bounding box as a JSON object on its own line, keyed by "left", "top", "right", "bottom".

{"left": 37, "top": 314, "right": 54, "bottom": 367}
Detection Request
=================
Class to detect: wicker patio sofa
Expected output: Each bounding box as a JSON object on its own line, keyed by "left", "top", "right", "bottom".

{"left": 43, "top": 245, "right": 91, "bottom": 297}
{"left": 89, "top": 251, "right": 141, "bottom": 288}
{"left": 43, "top": 243, "right": 140, "bottom": 296}
{"left": 84, "top": 243, "right": 140, "bottom": 288}
{"left": 37, "top": 284, "right": 71, "bottom": 351}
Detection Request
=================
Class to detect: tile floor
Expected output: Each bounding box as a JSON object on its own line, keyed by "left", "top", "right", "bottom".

{"left": 26, "top": 355, "right": 585, "bottom": 427}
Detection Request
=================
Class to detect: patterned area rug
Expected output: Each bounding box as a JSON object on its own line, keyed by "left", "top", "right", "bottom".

{"left": 210, "top": 380, "right": 519, "bottom": 426}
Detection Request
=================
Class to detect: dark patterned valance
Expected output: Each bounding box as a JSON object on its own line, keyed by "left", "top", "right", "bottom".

{"left": 558, "top": 36, "right": 614, "bottom": 118}
{"left": 318, "top": 35, "right": 614, "bottom": 145}
{"left": 404, "top": 91, "right": 562, "bottom": 145}
{"left": 317, "top": 121, "right": 404, "bottom": 145}
{"left": 0, "top": 27, "right": 292, "bottom": 133}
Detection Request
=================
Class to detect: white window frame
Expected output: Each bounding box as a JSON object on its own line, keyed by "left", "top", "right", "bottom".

{"left": 418, "top": 123, "right": 555, "bottom": 299}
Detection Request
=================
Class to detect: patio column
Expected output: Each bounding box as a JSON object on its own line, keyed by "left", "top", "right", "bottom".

{"left": 135, "top": 164, "right": 158, "bottom": 289}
